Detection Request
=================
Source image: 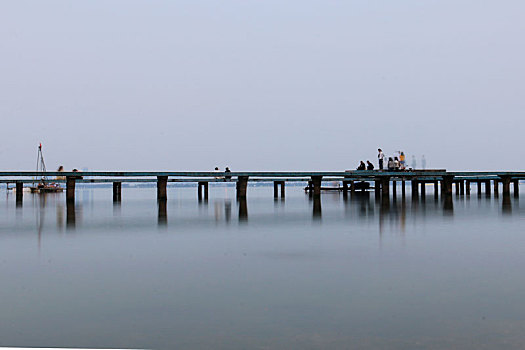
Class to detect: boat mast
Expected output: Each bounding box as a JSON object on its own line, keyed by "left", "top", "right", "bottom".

{"left": 36, "top": 143, "right": 47, "bottom": 185}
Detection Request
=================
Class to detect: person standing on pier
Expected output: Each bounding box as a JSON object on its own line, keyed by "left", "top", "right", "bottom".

{"left": 399, "top": 152, "right": 406, "bottom": 170}
{"left": 378, "top": 149, "right": 385, "bottom": 170}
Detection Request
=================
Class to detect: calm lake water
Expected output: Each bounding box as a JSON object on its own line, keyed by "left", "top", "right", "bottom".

{"left": 0, "top": 184, "right": 524, "bottom": 349}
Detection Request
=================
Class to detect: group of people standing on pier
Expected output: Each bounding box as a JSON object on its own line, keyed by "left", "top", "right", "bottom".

{"left": 356, "top": 149, "right": 408, "bottom": 171}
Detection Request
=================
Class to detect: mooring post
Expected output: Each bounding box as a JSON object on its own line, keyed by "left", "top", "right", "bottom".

{"left": 311, "top": 176, "right": 322, "bottom": 197}
{"left": 513, "top": 179, "right": 519, "bottom": 198}
{"left": 237, "top": 176, "right": 249, "bottom": 199}
{"left": 66, "top": 176, "right": 76, "bottom": 203}
{"left": 113, "top": 182, "right": 122, "bottom": 202}
{"left": 15, "top": 181, "right": 23, "bottom": 205}
{"left": 466, "top": 180, "right": 471, "bottom": 195}
{"left": 501, "top": 176, "right": 511, "bottom": 196}
{"left": 157, "top": 176, "right": 168, "bottom": 201}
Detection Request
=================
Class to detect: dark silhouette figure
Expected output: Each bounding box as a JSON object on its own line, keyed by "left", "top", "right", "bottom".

{"left": 366, "top": 161, "right": 374, "bottom": 170}
{"left": 357, "top": 161, "right": 366, "bottom": 170}
{"left": 225, "top": 167, "right": 232, "bottom": 180}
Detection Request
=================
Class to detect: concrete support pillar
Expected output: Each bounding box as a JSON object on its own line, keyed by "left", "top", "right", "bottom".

{"left": 113, "top": 182, "right": 122, "bottom": 202}
{"left": 466, "top": 181, "right": 471, "bottom": 195}
{"left": 442, "top": 175, "right": 454, "bottom": 196}
{"left": 198, "top": 182, "right": 209, "bottom": 201}
{"left": 434, "top": 181, "right": 439, "bottom": 198}
{"left": 455, "top": 181, "right": 460, "bottom": 195}
{"left": 350, "top": 180, "right": 355, "bottom": 193}
{"left": 477, "top": 181, "right": 482, "bottom": 195}
{"left": 374, "top": 178, "right": 381, "bottom": 197}
{"left": 311, "top": 176, "right": 322, "bottom": 197}
{"left": 513, "top": 179, "right": 519, "bottom": 198}
{"left": 157, "top": 176, "right": 168, "bottom": 201}
{"left": 236, "top": 176, "right": 249, "bottom": 198}
{"left": 401, "top": 179, "right": 406, "bottom": 198}
{"left": 392, "top": 181, "right": 397, "bottom": 198}
{"left": 66, "top": 176, "right": 76, "bottom": 203}
{"left": 411, "top": 179, "right": 419, "bottom": 200}
{"left": 273, "top": 181, "right": 285, "bottom": 198}
{"left": 342, "top": 181, "right": 349, "bottom": 198}
{"left": 460, "top": 180, "right": 465, "bottom": 195}
{"left": 381, "top": 177, "right": 390, "bottom": 196}
{"left": 15, "top": 181, "right": 23, "bottom": 205}
{"left": 485, "top": 180, "right": 491, "bottom": 196}
{"left": 501, "top": 176, "right": 511, "bottom": 196}
{"left": 420, "top": 181, "right": 426, "bottom": 199}
{"left": 494, "top": 180, "right": 499, "bottom": 195}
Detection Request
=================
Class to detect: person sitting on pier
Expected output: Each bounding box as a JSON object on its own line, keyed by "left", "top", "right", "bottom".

{"left": 224, "top": 167, "right": 232, "bottom": 180}
{"left": 387, "top": 157, "right": 395, "bottom": 171}
{"left": 56, "top": 165, "right": 65, "bottom": 180}
{"left": 214, "top": 167, "right": 223, "bottom": 180}
{"left": 357, "top": 161, "right": 366, "bottom": 170}
{"left": 366, "top": 161, "right": 374, "bottom": 170}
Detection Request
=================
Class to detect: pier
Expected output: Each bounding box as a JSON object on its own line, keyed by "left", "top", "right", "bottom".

{"left": 1, "top": 170, "right": 522, "bottom": 203}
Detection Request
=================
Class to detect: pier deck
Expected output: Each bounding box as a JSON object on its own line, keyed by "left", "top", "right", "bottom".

{"left": 1, "top": 170, "right": 522, "bottom": 204}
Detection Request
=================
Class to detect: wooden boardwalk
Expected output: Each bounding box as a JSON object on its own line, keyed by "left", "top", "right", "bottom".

{"left": 1, "top": 170, "right": 522, "bottom": 204}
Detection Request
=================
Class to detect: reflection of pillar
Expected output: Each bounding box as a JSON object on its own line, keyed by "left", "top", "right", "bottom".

{"left": 502, "top": 193, "right": 512, "bottom": 214}
{"left": 15, "top": 181, "right": 23, "bottom": 206}
{"left": 312, "top": 196, "right": 322, "bottom": 220}
{"left": 66, "top": 200, "right": 76, "bottom": 229}
{"left": 238, "top": 198, "right": 248, "bottom": 222}
{"left": 443, "top": 194, "right": 453, "bottom": 214}
{"left": 158, "top": 199, "right": 167, "bottom": 226}
{"left": 157, "top": 176, "right": 168, "bottom": 201}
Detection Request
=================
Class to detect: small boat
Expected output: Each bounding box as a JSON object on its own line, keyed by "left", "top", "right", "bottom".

{"left": 29, "top": 143, "right": 64, "bottom": 193}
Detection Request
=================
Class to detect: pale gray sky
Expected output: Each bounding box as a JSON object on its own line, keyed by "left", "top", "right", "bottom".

{"left": 1, "top": 1, "right": 523, "bottom": 171}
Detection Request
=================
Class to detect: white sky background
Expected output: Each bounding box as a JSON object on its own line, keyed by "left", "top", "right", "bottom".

{"left": 1, "top": 0, "right": 523, "bottom": 171}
